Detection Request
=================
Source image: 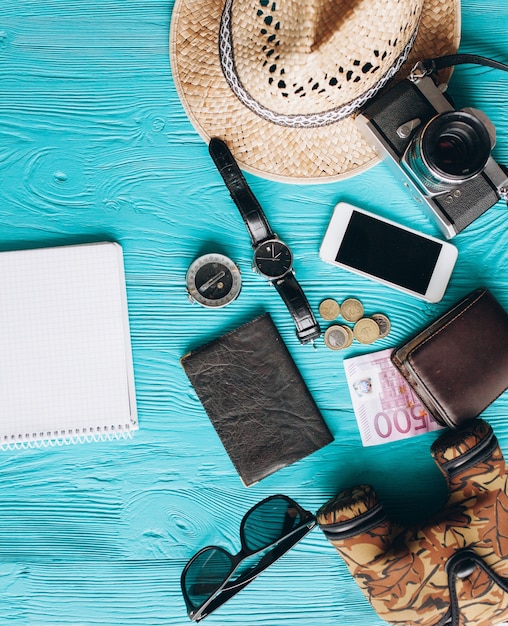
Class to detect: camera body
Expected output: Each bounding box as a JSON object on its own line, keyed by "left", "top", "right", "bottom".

{"left": 356, "top": 74, "right": 508, "bottom": 238}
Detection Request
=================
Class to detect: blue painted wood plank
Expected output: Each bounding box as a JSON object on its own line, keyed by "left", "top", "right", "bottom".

{"left": 0, "top": 0, "right": 507, "bottom": 624}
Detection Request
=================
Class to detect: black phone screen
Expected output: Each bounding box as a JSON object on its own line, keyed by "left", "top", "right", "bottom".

{"left": 335, "top": 211, "right": 442, "bottom": 294}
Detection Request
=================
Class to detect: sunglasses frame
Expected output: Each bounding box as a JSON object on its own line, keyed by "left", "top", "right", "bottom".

{"left": 181, "top": 494, "right": 316, "bottom": 622}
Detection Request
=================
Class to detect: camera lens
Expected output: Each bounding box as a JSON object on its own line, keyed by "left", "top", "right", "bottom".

{"left": 421, "top": 111, "right": 491, "bottom": 181}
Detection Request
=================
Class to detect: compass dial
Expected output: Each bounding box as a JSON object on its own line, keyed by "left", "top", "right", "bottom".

{"left": 186, "top": 253, "right": 241, "bottom": 308}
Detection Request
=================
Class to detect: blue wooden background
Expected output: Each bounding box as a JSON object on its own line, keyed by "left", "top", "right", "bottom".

{"left": 1, "top": 1, "right": 507, "bottom": 624}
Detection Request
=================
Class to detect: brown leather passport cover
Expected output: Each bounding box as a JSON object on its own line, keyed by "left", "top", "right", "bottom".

{"left": 391, "top": 288, "right": 508, "bottom": 428}
{"left": 181, "top": 313, "right": 333, "bottom": 486}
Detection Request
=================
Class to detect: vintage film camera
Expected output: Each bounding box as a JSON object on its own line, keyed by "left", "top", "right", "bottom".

{"left": 356, "top": 64, "right": 508, "bottom": 238}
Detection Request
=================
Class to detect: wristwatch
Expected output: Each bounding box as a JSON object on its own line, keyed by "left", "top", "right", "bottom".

{"left": 208, "top": 137, "right": 321, "bottom": 344}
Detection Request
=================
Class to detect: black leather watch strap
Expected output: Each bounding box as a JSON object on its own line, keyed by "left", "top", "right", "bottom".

{"left": 208, "top": 137, "right": 321, "bottom": 344}
{"left": 208, "top": 138, "right": 272, "bottom": 246}
{"left": 274, "top": 272, "right": 321, "bottom": 344}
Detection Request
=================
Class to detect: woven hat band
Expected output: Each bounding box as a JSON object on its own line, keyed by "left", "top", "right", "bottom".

{"left": 220, "top": 0, "right": 421, "bottom": 128}
{"left": 220, "top": 0, "right": 424, "bottom": 125}
{"left": 170, "top": 0, "right": 461, "bottom": 182}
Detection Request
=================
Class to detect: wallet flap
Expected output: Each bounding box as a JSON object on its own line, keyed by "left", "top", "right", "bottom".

{"left": 392, "top": 289, "right": 508, "bottom": 427}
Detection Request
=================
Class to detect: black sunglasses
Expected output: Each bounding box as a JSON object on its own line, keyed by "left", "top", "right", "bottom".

{"left": 181, "top": 494, "right": 316, "bottom": 621}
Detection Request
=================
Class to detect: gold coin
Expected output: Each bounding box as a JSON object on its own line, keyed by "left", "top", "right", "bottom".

{"left": 353, "top": 318, "right": 380, "bottom": 344}
{"left": 324, "top": 324, "right": 354, "bottom": 350}
{"left": 319, "top": 298, "right": 341, "bottom": 321}
{"left": 341, "top": 298, "right": 364, "bottom": 322}
{"left": 371, "top": 313, "right": 391, "bottom": 339}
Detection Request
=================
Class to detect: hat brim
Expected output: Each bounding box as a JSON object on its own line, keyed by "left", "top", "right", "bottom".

{"left": 170, "top": 0, "right": 461, "bottom": 183}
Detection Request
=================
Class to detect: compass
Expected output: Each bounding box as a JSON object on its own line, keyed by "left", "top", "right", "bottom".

{"left": 186, "top": 253, "right": 241, "bottom": 308}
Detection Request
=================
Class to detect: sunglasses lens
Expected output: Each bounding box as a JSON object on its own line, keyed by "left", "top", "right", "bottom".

{"left": 243, "top": 497, "right": 302, "bottom": 552}
{"left": 184, "top": 547, "right": 234, "bottom": 608}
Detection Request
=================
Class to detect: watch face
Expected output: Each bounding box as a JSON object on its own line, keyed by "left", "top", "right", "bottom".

{"left": 186, "top": 253, "right": 241, "bottom": 308}
{"left": 254, "top": 239, "right": 293, "bottom": 279}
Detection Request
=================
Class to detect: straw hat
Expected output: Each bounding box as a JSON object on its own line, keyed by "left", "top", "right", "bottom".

{"left": 170, "top": 0, "right": 461, "bottom": 183}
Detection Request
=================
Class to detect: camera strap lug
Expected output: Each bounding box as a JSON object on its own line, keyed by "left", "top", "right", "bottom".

{"left": 499, "top": 166, "right": 508, "bottom": 203}
{"left": 409, "top": 60, "right": 435, "bottom": 82}
{"left": 411, "top": 54, "right": 508, "bottom": 84}
{"left": 396, "top": 118, "right": 422, "bottom": 139}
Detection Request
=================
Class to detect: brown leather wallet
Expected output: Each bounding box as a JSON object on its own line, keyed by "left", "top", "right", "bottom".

{"left": 391, "top": 288, "right": 508, "bottom": 428}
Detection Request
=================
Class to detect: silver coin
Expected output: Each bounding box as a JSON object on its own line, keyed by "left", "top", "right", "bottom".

{"left": 371, "top": 313, "right": 391, "bottom": 339}
{"left": 324, "top": 325, "right": 354, "bottom": 350}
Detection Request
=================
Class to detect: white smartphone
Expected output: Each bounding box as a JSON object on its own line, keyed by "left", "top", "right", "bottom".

{"left": 319, "top": 202, "right": 458, "bottom": 302}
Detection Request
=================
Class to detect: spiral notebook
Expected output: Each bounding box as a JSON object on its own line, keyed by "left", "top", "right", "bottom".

{"left": 0, "top": 241, "right": 138, "bottom": 448}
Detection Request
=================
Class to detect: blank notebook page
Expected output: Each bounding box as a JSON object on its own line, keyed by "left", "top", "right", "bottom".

{"left": 0, "top": 242, "right": 138, "bottom": 446}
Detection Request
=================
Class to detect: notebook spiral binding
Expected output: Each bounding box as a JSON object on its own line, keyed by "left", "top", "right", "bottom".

{"left": 1, "top": 426, "right": 136, "bottom": 450}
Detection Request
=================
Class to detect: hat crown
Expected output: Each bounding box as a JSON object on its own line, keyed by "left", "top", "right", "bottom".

{"left": 224, "top": 0, "right": 424, "bottom": 121}
{"left": 170, "top": 0, "right": 460, "bottom": 181}
{"left": 281, "top": 0, "right": 347, "bottom": 54}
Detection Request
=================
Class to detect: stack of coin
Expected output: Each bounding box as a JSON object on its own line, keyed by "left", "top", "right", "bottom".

{"left": 324, "top": 325, "right": 354, "bottom": 350}
{"left": 319, "top": 297, "right": 391, "bottom": 350}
